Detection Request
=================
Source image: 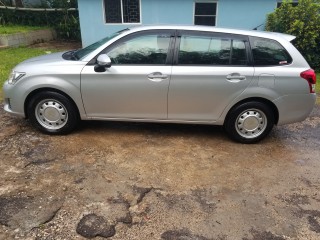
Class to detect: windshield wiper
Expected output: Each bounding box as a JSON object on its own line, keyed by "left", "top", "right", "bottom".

{"left": 62, "top": 50, "right": 79, "bottom": 61}
{"left": 71, "top": 50, "right": 79, "bottom": 60}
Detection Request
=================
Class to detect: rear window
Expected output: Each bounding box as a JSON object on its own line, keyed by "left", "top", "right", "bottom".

{"left": 250, "top": 37, "right": 292, "bottom": 66}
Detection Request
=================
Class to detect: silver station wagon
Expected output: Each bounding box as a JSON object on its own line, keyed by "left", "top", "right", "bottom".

{"left": 3, "top": 26, "right": 317, "bottom": 143}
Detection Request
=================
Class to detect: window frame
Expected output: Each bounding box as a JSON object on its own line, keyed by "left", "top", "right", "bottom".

{"left": 173, "top": 30, "right": 252, "bottom": 67}
{"left": 89, "top": 30, "right": 176, "bottom": 66}
{"left": 193, "top": 1, "right": 218, "bottom": 26}
{"left": 103, "top": 0, "right": 142, "bottom": 25}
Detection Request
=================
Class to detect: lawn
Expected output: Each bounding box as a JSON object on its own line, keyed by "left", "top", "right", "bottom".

{"left": 0, "top": 25, "right": 46, "bottom": 35}
{"left": 0, "top": 47, "right": 57, "bottom": 99}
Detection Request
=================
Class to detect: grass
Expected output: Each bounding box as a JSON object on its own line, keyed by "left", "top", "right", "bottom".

{"left": 0, "top": 25, "right": 46, "bottom": 35}
{"left": 316, "top": 73, "right": 320, "bottom": 93}
{"left": 0, "top": 47, "right": 57, "bottom": 99}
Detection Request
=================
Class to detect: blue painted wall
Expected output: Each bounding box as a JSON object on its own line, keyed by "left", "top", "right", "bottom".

{"left": 142, "top": 0, "right": 193, "bottom": 25}
{"left": 78, "top": 0, "right": 279, "bottom": 47}
{"left": 217, "top": 0, "right": 277, "bottom": 30}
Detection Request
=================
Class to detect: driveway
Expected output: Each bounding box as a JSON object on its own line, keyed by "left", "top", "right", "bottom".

{"left": 0, "top": 102, "right": 319, "bottom": 240}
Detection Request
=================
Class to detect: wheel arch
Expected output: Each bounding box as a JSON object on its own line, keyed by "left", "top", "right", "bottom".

{"left": 224, "top": 97, "right": 279, "bottom": 126}
{"left": 24, "top": 88, "right": 80, "bottom": 119}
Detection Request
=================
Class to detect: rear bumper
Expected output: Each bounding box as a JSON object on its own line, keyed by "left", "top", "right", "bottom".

{"left": 274, "top": 94, "right": 316, "bottom": 125}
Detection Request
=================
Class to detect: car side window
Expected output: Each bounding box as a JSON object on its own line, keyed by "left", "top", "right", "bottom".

{"left": 250, "top": 37, "right": 292, "bottom": 66}
{"left": 178, "top": 34, "right": 248, "bottom": 66}
{"left": 106, "top": 34, "right": 171, "bottom": 65}
{"left": 232, "top": 40, "right": 247, "bottom": 65}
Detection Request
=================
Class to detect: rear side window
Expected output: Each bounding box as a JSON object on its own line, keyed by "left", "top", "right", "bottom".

{"left": 250, "top": 37, "right": 292, "bottom": 66}
{"left": 178, "top": 34, "right": 248, "bottom": 66}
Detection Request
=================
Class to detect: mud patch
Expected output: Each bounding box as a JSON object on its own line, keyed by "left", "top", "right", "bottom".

{"left": 76, "top": 214, "right": 115, "bottom": 239}
{"left": 307, "top": 215, "right": 320, "bottom": 233}
{"left": 296, "top": 209, "right": 320, "bottom": 233}
{"left": 0, "top": 194, "right": 63, "bottom": 231}
{"left": 0, "top": 196, "right": 33, "bottom": 227}
{"left": 161, "top": 228, "right": 210, "bottom": 240}
{"left": 24, "top": 158, "right": 56, "bottom": 167}
{"left": 133, "top": 186, "right": 155, "bottom": 204}
{"left": 191, "top": 188, "right": 217, "bottom": 212}
{"left": 243, "top": 229, "right": 286, "bottom": 240}
{"left": 277, "top": 193, "right": 310, "bottom": 205}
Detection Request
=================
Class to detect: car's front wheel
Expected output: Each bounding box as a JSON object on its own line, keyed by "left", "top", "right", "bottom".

{"left": 27, "top": 91, "right": 79, "bottom": 134}
{"left": 224, "top": 102, "right": 275, "bottom": 143}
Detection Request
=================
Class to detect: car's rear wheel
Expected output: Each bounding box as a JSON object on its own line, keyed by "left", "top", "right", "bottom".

{"left": 27, "top": 91, "right": 79, "bottom": 134}
{"left": 224, "top": 102, "right": 274, "bottom": 143}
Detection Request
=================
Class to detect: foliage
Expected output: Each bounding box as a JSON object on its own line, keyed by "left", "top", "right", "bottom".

{"left": 41, "top": 0, "right": 77, "bottom": 8}
{"left": 0, "top": 0, "right": 77, "bottom": 8}
{"left": 0, "top": 0, "right": 12, "bottom": 6}
{"left": 0, "top": 0, "right": 80, "bottom": 40}
{"left": 266, "top": 0, "right": 320, "bottom": 70}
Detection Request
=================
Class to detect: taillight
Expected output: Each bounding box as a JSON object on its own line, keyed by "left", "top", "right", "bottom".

{"left": 300, "top": 69, "right": 317, "bottom": 93}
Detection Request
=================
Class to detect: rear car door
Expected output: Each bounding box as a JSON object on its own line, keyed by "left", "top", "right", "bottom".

{"left": 168, "top": 31, "right": 254, "bottom": 122}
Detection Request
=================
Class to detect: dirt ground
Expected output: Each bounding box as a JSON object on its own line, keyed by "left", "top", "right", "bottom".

{"left": 1, "top": 41, "right": 320, "bottom": 240}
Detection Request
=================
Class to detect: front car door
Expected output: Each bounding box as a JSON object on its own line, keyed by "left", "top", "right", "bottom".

{"left": 168, "top": 31, "right": 254, "bottom": 122}
{"left": 81, "top": 30, "right": 174, "bottom": 120}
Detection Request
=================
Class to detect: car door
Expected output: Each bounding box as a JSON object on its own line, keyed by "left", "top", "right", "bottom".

{"left": 81, "top": 30, "right": 174, "bottom": 120}
{"left": 168, "top": 31, "right": 254, "bottom": 122}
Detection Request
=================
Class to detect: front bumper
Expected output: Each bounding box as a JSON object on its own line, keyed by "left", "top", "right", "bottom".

{"left": 3, "top": 81, "right": 26, "bottom": 117}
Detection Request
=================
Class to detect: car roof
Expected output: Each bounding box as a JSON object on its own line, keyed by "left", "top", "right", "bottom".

{"left": 125, "top": 25, "right": 296, "bottom": 42}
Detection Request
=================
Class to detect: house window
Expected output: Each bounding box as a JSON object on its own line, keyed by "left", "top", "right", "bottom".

{"left": 277, "top": 1, "right": 298, "bottom": 8}
{"left": 104, "top": 0, "right": 140, "bottom": 24}
{"left": 194, "top": 2, "right": 217, "bottom": 26}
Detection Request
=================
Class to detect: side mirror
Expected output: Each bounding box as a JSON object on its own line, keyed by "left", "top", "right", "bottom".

{"left": 94, "top": 54, "right": 111, "bottom": 72}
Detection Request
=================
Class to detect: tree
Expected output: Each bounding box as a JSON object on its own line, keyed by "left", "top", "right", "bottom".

{"left": 10, "top": 0, "right": 23, "bottom": 7}
{"left": 266, "top": 0, "right": 320, "bottom": 70}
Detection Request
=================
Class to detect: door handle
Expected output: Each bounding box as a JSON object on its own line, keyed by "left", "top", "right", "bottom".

{"left": 226, "top": 73, "right": 246, "bottom": 82}
{"left": 148, "top": 72, "right": 168, "bottom": 82}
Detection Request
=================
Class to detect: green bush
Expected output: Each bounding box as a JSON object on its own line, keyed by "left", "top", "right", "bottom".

{"left": 0, "top": 1, "right": 80, "bottom": 41}
{"left": 266, "top": 0, "right": 320, "bottom": 70}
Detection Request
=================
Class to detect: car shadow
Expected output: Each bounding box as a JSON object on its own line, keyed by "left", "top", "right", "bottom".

{"left": 78, "top": 120, "right": 228, "bottom": 140}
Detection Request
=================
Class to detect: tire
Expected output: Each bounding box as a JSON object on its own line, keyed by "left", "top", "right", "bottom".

{"left": 224, "top": 102, "right": 274, "bottom": 144}
{"left": 27, "top": 91, "right": 79, "bottom": 134}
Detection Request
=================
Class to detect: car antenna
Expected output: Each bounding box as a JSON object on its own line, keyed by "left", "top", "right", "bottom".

{"left": 253, "top": 23, "right": 264, "bottom": 30}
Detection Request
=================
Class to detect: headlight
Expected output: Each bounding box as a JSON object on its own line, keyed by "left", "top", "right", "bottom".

{"left": 8, "top": 71, "right": 26, "bottom": 85}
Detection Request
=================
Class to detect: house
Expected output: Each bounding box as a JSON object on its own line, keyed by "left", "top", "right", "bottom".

{"left": 77, "top": 0, "right": 293, "bottom": 47}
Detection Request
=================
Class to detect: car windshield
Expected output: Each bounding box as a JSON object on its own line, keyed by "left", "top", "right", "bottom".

{"left": 73, "top": 29, "right": 129, "bottom": 60}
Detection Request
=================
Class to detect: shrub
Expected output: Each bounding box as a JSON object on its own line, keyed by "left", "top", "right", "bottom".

{"left": 0, "top": 0, "right": 80, "bottom": 41}
{"left": 266, "top": 0, "right": 320, "bottom": 70}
